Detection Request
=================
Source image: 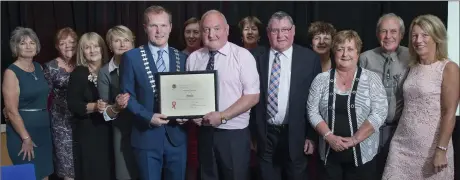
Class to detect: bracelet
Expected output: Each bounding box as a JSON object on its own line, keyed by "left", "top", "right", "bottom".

{"left": 110, "top": 106, "right": 120, "bottom": 114}
{"left": 323, "top": 131, "right": 333, "bottom": 139}
{"left": 22, "top": 136, "right": 30, "bottom": 141}
{"left": 436, "top": 146, "right": 448, "bottom": 151}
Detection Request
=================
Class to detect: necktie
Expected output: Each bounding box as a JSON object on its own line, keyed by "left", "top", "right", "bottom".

{"left": 201, "top": 50, "right": 218, "bottom": 166}
{"left": 156, "top": 50, "right": 166, "bottom": 72}
{"left": 206, "top": 51, "right": 217, "bottom": 70}
{"left": 267, "top": 52, "right": 281, "bottom": 119}
{"left": 383, "top": 55, "right": 392, "bottom": 87}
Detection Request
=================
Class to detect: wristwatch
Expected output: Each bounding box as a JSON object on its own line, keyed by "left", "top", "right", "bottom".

{"left": 220, "top": 113, "right": 228, "bottom": 124}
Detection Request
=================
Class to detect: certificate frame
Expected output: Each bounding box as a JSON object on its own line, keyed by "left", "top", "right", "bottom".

{"left": 156, "top": 70, "right": 218, "bottom": 120}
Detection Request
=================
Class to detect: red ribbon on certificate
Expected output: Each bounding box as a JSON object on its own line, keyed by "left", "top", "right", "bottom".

{"left": 172, "top": 101, "right": 176, "bottom": 109}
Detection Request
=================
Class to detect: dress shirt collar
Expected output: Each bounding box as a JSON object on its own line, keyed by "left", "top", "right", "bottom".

{"left": 108, "top": 57, "right": 118, "bottom": 73}
{"left": 379, "top": 45, "right": 403, "bottom": 61}
{"left": 202, "top": 41, "right": 230, "bottom": 59}
{"left": 270, "top": 45, "right": 293, "bottom": 60}
{"left": 148, "top": 42, "right": 169, "bottom": 55}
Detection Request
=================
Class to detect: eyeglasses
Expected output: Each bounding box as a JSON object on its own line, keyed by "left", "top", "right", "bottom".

{"left": 268, "top": 26, "right": 293, "bottom": 34}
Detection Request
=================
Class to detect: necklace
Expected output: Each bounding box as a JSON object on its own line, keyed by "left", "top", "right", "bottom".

{"left": 25, "top": 63, "right": 38, "bottom": 80}
{"left": 60, "top": 58, "right": 74, "bottom": 69}
{"left": 337, "top": 71, "right": 354, "bottom": 86}
{"left": 87, "top": 66, "right": 98, "bottom": 87}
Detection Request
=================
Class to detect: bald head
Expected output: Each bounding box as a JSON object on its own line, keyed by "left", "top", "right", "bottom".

{"left": 201, "top": 10, "right": 229, "bottom": 51}
{"left": 201, "top": 10, "right": 228, "bottom": 25}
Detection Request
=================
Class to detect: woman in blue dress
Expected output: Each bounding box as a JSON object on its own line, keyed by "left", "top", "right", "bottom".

{"left": 2, "top": 27, "right": 54, "bottom": 179}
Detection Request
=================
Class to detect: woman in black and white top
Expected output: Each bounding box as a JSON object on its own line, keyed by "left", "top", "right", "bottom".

{"left": 307, "top": 30, "right": 388, "bottom": 180}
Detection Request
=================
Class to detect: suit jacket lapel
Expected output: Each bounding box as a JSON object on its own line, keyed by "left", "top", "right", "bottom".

{"left": 261, "top": 48, "right": 270, "bottom": 107}
{"left": 144, "top": 44, "right": 158, "bottom": 74}
{"left": 168, "top": 47, "right": 177, "bottom": 72}
{"left": 287, "top": 45, "right": 301, "bottom": 118}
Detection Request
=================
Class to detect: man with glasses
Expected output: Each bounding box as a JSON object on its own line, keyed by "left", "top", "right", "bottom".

{"left": 187, "top": 10, "right": 260, "bottom": 180}
{"left": 250, "top": 11, "right": 321, "bottom": 180}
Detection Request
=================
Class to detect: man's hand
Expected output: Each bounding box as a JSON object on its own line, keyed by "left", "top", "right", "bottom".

{"left": 150, "top": 113, "right": 169, "bottom": 127}
{"left": 304, "top": 139, "right": 315, "bottom": 155}
{"left": 203, "top": 111, "right": 222, "bottom": 127}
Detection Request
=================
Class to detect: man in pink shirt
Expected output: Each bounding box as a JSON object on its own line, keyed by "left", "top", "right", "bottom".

{"left": 186, "top": 9, "right": 260, "bottom": 180}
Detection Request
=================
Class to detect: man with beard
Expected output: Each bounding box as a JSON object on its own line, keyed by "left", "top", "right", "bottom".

{"left": 119, "top": 5, "right": 188, "bottom": 180}
{"left": 358, "top": 13, "right": 410, "bottom": 179}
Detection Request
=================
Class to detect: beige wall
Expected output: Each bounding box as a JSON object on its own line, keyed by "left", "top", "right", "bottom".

{"left": 1, "top": 132, "right": 13, "bottom": 166}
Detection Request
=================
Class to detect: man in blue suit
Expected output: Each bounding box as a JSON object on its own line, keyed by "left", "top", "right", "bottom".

{"left": 119, "top": 5, "right": 188, "bottom": 180}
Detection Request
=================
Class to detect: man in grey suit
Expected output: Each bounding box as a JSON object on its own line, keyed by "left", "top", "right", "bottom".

{"left": 359, "top": 13, "right": 410, "bottom": 179}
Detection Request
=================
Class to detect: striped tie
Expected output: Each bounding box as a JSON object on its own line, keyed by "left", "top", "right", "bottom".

{"left": 267, "top": 52, "right": 281, "bottom": 119}
{"left": 206, "top": 51, "right": 217, "bottom": 70}
{"left": 156, "top": 49, "right": 166, "bottom": 72}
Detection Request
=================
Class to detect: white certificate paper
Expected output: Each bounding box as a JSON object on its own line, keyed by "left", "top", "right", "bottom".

{"left": 157, "top": 71, "right": 217, "bottom": 119}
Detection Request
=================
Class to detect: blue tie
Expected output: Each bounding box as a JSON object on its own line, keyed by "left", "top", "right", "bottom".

{"left": 156, "top": 50, "right": 166, "bottom": 72}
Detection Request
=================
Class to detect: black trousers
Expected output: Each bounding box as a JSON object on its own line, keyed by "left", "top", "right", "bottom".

{"left": 323, "top": 151, "right": 376, "bottom": 180}
{"left": 198, "top": 126, "right": 251, "bottom": 180}
{"left": 258, "top": 125, "right": 308, "bottom": 180}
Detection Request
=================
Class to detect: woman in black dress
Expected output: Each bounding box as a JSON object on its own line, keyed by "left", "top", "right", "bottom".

{"left": 67, "top": 32, "right": 113, "bottom": 180}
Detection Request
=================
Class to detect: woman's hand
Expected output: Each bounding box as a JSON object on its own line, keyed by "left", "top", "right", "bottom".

{"left": 433, "top": 150, "right": 448, "bottom": 173}
{"left": 325, "top": 134, "right": 348, "bottom": 152}
{"left": 18, "top": 138, "right": 37, "bottom": 161}
{"left": 114, "top": 93, "right": 130, "bottom": 111}
{"left": 97, "top": 99, "right": 108, "bottom": 113}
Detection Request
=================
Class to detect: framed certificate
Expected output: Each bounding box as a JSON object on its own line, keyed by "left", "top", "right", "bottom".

{"left": 156, "top": 70, "right": 218, "bottom": 119}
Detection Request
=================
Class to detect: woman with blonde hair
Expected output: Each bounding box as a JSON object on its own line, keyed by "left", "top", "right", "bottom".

{"left": 43, "top": 27, "right": 78, "bottom": 180}
{"left": 382, "top": 14, "right": 458, "bottom": 180}
{"left": 67, "top": 32, "right": 113, "bottom": 180}
{"left": 98, "top": 25, "right": 138, "bottom": 180}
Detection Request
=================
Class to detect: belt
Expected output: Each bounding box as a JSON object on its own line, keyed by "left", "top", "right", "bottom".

{"left": 18, "top": 108, "right": 46, "bottom": 112}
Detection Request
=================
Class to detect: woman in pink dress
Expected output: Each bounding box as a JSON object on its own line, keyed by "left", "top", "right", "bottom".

{"left": 382, "top": 14, "right": 459, "bottom": 180}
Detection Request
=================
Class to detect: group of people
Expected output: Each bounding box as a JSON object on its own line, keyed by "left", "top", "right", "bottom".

{"left": 2, "top": 4, "right": 459, "bottom": 180}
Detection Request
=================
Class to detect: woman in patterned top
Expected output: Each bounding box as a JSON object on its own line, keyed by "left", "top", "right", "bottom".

{"left": 307, "top": 30, "right": 388, "bottom": 180}
{"left": 43, "top": 27, "right": 78, "bottom": 180}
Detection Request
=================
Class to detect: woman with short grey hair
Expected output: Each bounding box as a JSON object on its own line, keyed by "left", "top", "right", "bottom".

{"left": 307, "top": 30, "right": 388, "bottom": 180}
{"left": 2, "top": 27, "right": 54, "bottom": 179}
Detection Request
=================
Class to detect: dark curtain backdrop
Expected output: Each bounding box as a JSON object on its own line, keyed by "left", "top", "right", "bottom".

{"left": 1, "top": 1, "right": 448, "bottom": 66}
{"left": 1, "top": 1, "right": 450, "bottom": 122}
